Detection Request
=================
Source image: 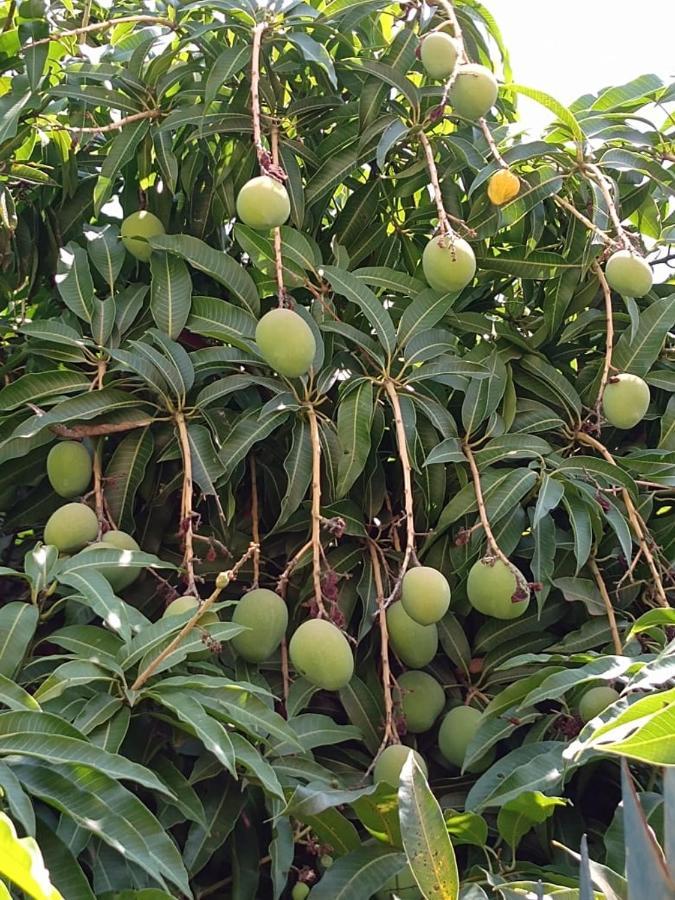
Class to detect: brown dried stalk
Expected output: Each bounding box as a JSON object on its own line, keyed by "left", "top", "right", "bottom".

{"left": 249, "top": 456, "right": 260, "bottom": 587}
{"left": 368, "top": 540, "right": 399, "bottom": 753}
{"left": 589, "top": 556, "right": 623, "bottom": 654}
{"left": 593, "top": 260, "right": 615, "bottom": 424}
{"left": 478, "top": 117, "right": 509, "bottom": 170}
{"left": 306, "top": 406, "right": 328, "bottom": 618}
{"left": 175, "top": 411, "right": 197, "bottom": 597}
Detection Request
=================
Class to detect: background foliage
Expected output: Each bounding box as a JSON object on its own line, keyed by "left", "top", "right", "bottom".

{"left": 0, "top": 0, "right": 674, "bottom": 897}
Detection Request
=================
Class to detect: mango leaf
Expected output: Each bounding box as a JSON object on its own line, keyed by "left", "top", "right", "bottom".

{"left": 55, "top": 243, "right": 95, "bottom": 323}
{"left": 497, "top": 791, "right": 567, "bottom": 853}
{"left": 0, "top": 810, "right": 63, "bottom": 900}
{"left": 149, "top": 251, "right": 192, "bottom": 339}
{"left": 0, "top": 603, "right": 39, "bottom": 679}
{"left": 309, "top": 844, "right": 406, "bottom": 900}
{"left": 336, "top": 380, "right": 373, "bottom": 497}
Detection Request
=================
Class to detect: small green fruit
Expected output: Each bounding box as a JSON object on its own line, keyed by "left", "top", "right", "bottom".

{"left": 292, "top": 884, "right": 311, "bottom": 900}
{"left": 236, "top": 175, "right": 290, "bottom": 230}
{"left": 46, "top": 441, "right": 92, "bottom": 498}
{"left": 579, "top": 685, "right": 619, "bottom": 723}
{"left": 397, "top": 670, "right": 445, "bottom": 734}
{"left": 320, "top": 855, "right": 334, "bottom": 868}
{"left": 44, "top": 503, "right": 98, "bottom": 553}
{"left": 231, "top": 588, "right": 288, "bottom": 663}
{"left": 602, "top": 373, "right": 650, "bottom": 429}
{"left": 386, "top": 602, "right": 438, "bottom": 668}
{"left": 376, "top": 866, "right": 422, "bottom": 899}
{"left": 82, "top": 530, "right": 141, "bottom": 592}
{"left": 373, "top": 744, "right": 427, "bottom": 787}
{"left": 255, "top": 308, "right": 316, "bottom": 378}
{"left": 448, "top": 63, "right": 499, "bottom": 119}
{"left": 120, "top": 210, "right": 165, "bottom": 262}
{"left": 467, "top": 558, "right": 530, "bottom": 620}
{"left": 420, "top": 32, "right": 458, "bottom": 80}
{"left": 422, "top": 235, "right": 476, "bottom": 292}
{"left": 438, "top": 705, "right": 495, "bottom": 772}
{"left": 401, "top": 566, "right": 451, "bottom": 625}
{"left": 289, "top": 619, "right": 354, "bottom": 690}
{"left": 605, "top": 250, "right": 653, "bottom": 298}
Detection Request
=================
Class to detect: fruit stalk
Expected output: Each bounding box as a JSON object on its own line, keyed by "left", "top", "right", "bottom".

{"left": 250, "top": 21, "right": 267, "bottom": 160}
{"left": 175, "top": 411, "right": 197, "bottom": 597}
{"left": 249, "top": 456, "right": 260, "bottom": 587}
{"left": 584, "top": 162, "right": 631, "bottom": 250}
{"left": 588, "top": 556, "right": 623, "bottom": 654}
{"left": 130, "top": 542, "right": 259, "bottom": 692}
{"left": 435, "top": 0, "right": 468, "bottom": 63}
{"left": 576, "top": 431, "right": 669, "bottom": 607}
{"left": 368, "top": 539, "right": 399, "bottom": 752}
{"left": 418, "top": 129, "right": 454, "bottom": 241}
{"left": 307, "top": 405, "right": 328, "bottom": 618}
{"left": 553, "top": 195, "right": 617, "bottom": 247}
{"left": 271, "top": 124, "right": 286, "bottom": 307}
{"left": 592, "top": 259, "right": 615, "bottom": 424}
{"left": 382, "top": 379, "right": 417, "bottom": 606}
{"left": 478, "top": 116, "right": 509, "bottom": 170}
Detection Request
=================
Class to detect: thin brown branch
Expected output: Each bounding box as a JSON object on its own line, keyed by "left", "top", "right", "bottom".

{"left": 49, "top": 417, "right": 160, "bottom": 438}
{"left": 2, "top": 0, "right": 16, "bottom": 33}
{"left": 29, "top": 15, "right": 176, "bottom": 47}
{"left": 584, "top": 163, "right": 630, "bottom": 250}
{"left": 92, "top": 359, "right": 107, "bottom": 537}
{"left": 589, "top": 556, "right": 623, "bottom": 654}
{"left": 435, "top": 0, "right": 468, "bottom": 62}
{"left": 593, "top": 260, "right": 615, "bottom": 424}
{"left": 576, "top": 431, "right": 669, "bottom": 608}
{"left": 250, "top": 22, "right": 267, "bottom": 155}
{"left": 478, "top": 117, "right": 509, "bottom": 170}
{"left": 462, "top": 438, "right": 509, "bottom": 563}
{"left": 382, "top": 380, "right": 417, "bottom": 607}
{"left": 270, "top": 125, "right": 286, "bottom": 307}
{"left": 131, "top": 543, "right": 258, "bottom": 692}
{"left": 276, "top": 540, "right": 312, "bottom": 597}
{"left": 553, "top": 195, "right": 617, "bottom": 247}
{"left": 418, "top": 130, "right": 475, "bottom": 239}
{"left": 306, "top": 406, "right": 327, "bottom": 618}
{"left": 175, "top": 412, "right": 197, "bottom": 597}
{"left": 368, "top": 540, "right": 398, "bottom": 753}
{"left": 66, "top": 109, "right": 161, "bottom": 134}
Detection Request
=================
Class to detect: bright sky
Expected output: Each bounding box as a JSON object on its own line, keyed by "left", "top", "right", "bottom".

{"left": 489, "top": 0, "right": 675, "bottom": 133}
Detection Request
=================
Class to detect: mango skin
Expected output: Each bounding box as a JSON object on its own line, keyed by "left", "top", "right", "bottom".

{"left": 82, "top": 530, "right": 141, "bottom": 592}
{"left": 467, "top": 558, "right": 529, "bottom": 620}
{"left": 420, "top": 32, "right": 458, "bottom": 80}
{"left": 47, "top": 441, "right": 92, "bottom": 498}
{"left": 605, "top": 250, "right": 653, "bottom": 298}
{"left": 579, "top": 685, "right": 619, "bottom": 723}
{"left": 602, "top": 373, "right": 650, "bottom": 429}
{"left": 231, "top": 588, "right": 288, "bottom": 663}
{"left": 373, "top": 743, "right": 427, "bottom": 787}
{"left": 44, "top": 503, "right": 98, "bottom": 553}
{"left": 487, "top": 169, "right": 520, "bottom": 205}
{"left": 438, "top": 705, "right": 495, "bottom": 773}
{"left": 386, "top": 602, "right": 438, "bottom": 668}
{"left": 422, "top": 235, "right": 476, "bottom": 292}
{"left": 448, "top": 63, "right": 499, "bottom": 119}
{"left": 401, "top": 566, "right": 451, "bottom": 625}
{"left": 236, "top": 175, "right": 291, "bottom": 230}
{"left": 120, "top": 211, "right": 165, "bottom": 262}
{"left": 255, "top": 307, "right": 316, "bottom": 378}
{"left": 288, "top": 619, "right": 354, "bottom": 690}
{"left": 397, "top": 670, "right": 445, "bottom": 733}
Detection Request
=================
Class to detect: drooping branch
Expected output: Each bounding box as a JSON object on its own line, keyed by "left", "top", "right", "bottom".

{"left": 576, "top": 431, "right": 669, "bottom": 608}
{"left": 306, "top": 406, "right": 327, "bottom": 618}
{"left": 249, "top": 456, "right": 260, "bottom": 587}
{"left": 589, "top": 556, "right": 622, "bottom": 654}
{"left": 175, "top": 411, "right": 197, "bottom": 597}
{"left": 592, "top": 259, "right": 615, "bottom": 424}
{"left": 584, "top": 162, "right": 631, "bottom": 250}
{"left": 66, "top": 109, "right": 161, "bottom": 134}
{"left": 29, "top": 15, "right": 176, "bottom": 47}
{"left": 368, "top": 540, "right": 399, "bottom": 756}
{"left": 462, "top": 438, "right": 517, "bottom": 572}
{"left": 478, "top": 117, "right": 509, "bottom": 170}
{"left": 130, "top": 543, "right": 258, "bottom": 692}
{"left": 382, "top": 379, "right": 417, "bottom": 606}
{"left": 418, "top": 130, "right": 474, "bottom": 239}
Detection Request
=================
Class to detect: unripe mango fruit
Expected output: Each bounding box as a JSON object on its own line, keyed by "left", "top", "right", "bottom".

{"left": 420, "top": 32, "right": 458, "bottom": 80}
{"left": 376, "top": 866, "right": 422, "bottom": 899}
{"left": 602, "top": 373, "right": 650, "bottom": 429}
{"left": 231, "top": 588, "right": 288, "bottom": 662}
{"left": 386, "top": 602, "right": 438, "bottom": 668}
{"left": 438, "top": 705, "right": 495, "bottom": 772}
{"left": 162, "top": 595, "right": 219, "bottom": 625}
{"left": 44, "top": 503, "right": 98, "bottom": 553}
{"left": 397, "top": 670, "right": 445, "bottom": 733}
{"left": 236, "top": 175, "right": 291, "bottom": 230}
{"left": 401, "top": 566, "right": 451, "bottom": 625}
{"left": 467, "top": 558, "right": 530, "bottom": 619}
{"left": 579, "top": 685, "right": 619, "bottom": 723}
{"left": 288, "top": 618, "right": 354, "bottom": 690}
{"left": 422, "top": 235, "right": 476, "bottom": 292}
{"left": 82, "top": 530, "right": 141, "bottom": 592}
{"left": 47, "top": 441, "right": 92, "bottom": 498}
{"left": 120, "top": 211, "right": 165, "bottom": 262}
{"left": 605, "top": 250, "right": 653, "bottom": 298}
{"left": 255, "top": 308, "right": 316, "bottom": 378}
{"left": 487, "top": 169, "right": 520, "bottom": 205}
{"left": 448, "top": 64, "right": 498, "bottom": 119}
{"left": 373, "top": 743, "right": 427, "bottom": 787}
{"left": 291, "top": 884, "right": 311, "bottom": 900}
